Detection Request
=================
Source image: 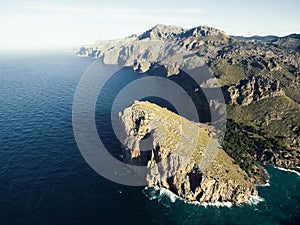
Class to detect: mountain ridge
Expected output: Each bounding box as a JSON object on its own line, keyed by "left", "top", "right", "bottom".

{"left": 75, "top": 24, "right": 300, "bottom": 203}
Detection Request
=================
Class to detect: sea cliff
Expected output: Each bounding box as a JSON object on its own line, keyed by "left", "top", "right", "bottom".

{"left": 119, "top": 101, "right": 258, "bottom": 204}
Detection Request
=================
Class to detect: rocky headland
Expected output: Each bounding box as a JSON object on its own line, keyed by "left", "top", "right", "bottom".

{"left": 76, "top": 24, "right": 300, "bottom": 203}
{"left": 120, "top": 101, "right": 258, "bottom": 204}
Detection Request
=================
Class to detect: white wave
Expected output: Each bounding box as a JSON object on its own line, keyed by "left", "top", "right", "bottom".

{"left": 182, "top": 194, "right": 264, "bottom": 208}
{"left": 248, "top": 195, "right": 265, "bottom": 205}
{"left": 184, "top": 199, "right": 233, "bottom": 208}
{"left": 158, "top": 187, "right": 177, "bottom": 203}
{"left": 274, "top": 166, "right": 300, "bottom": 176}
{"left": 143, "top": 186, "right": 264, "bottom": 208}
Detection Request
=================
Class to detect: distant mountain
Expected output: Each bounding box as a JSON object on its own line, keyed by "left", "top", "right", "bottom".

{"left": 74, "top": 24, "right": 230, "bottom": 69}
{"left": 231, "top": 35, "right": 279, "bottom": 42}
{"left": 273, "top": 34, "right": 300, "bottom": 52}
{"left": 231, "top": 34, "right": 300, "bottom": 53}
{"left": 137, "top": 24, "right": 186, "bottom": 40}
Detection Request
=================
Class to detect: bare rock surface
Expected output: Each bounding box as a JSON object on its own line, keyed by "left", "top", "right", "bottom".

{"left": 119, "top": 101, "right": 258, "bottom": 204}
{"left": 226, "top": 75, "right": 285, "bottom": 106}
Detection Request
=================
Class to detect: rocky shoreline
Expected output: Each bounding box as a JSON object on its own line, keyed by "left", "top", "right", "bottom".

{"left": 143, "top": 185, "right": 265, "bottom": 207}
{"left": 119, "top": 101, "right": 258, "bottom": 204}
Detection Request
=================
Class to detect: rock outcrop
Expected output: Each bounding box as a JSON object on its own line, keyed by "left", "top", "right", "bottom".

{"left": 274, "top": 34, "right": 300, "bottom": 53}
{"left": 132, "top": 61, "right": 181, "bottom": 76}
{"left": 119, "top": 101, "right": 258, "bottom": 204}
{"left": 226, "top": 75, "right": 285, "bottom": 105}
{"left": 255, "top": 148, "right": 300, "bottom": 172}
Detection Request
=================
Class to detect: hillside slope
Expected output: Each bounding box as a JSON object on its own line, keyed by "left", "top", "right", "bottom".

{"left": 120, "top": 101, "right": 258, "bottom": 204}
{"left": 76, "top": 24, "right": 300, "bottom": 184}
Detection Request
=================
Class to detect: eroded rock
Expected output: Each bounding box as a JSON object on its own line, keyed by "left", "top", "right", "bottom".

{"left": 226, "top": 75, "right": 285, "bottom": 106}
{"left": 119, "top": 101, "right": 258, "bottom": 204}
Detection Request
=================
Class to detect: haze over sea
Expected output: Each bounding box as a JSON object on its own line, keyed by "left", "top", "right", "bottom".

{"left": 0, "top": 54, "right": 299, "bottom": 225}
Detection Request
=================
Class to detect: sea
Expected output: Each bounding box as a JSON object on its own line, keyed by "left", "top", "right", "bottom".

{"left": 0, "top": 53, "right": 299, "bottom": 225}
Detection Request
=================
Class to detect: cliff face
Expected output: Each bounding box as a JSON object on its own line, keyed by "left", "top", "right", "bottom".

{"left": 119, "top": 101, "right": 258, "bottom": 204}
{"left": 255, "top": 148, "right": 300, "bottom": 170}
{"left": 226, "top": 75, "right": 284, "bottom": 106}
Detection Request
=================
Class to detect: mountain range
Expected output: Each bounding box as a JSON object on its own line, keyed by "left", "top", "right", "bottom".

{"left": 75, "top": 24, "right": 300, "bottom": 204}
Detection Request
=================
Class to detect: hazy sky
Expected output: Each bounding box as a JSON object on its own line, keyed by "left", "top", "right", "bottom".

{"left": 0, "top": 0, "right": 299, "bottom": 51}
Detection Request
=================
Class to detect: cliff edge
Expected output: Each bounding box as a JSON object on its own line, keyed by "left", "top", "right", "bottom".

{"left": 119, "top": 101, "right": 258, "bottom": 204}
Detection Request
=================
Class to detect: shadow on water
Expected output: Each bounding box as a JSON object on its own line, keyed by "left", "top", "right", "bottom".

{"left": 95, "top": 66, "right": 212, "bottom": 160}
{"left": 0, "top": 55, "right": 299, "bottom": 225}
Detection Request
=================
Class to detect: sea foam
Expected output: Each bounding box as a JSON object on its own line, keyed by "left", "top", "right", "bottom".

{"left": 248, "top": 195, "right": 265, "bottom": 205}
{"left": 274, "top": 166, "right": 300, "bottom": 176}
{"left": 143, "top": 186, "right": 264, "bottom": 208}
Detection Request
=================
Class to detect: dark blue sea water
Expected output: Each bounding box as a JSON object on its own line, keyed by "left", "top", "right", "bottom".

{"left": 0, "top": 54, "right": 299, "bottom": 225}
